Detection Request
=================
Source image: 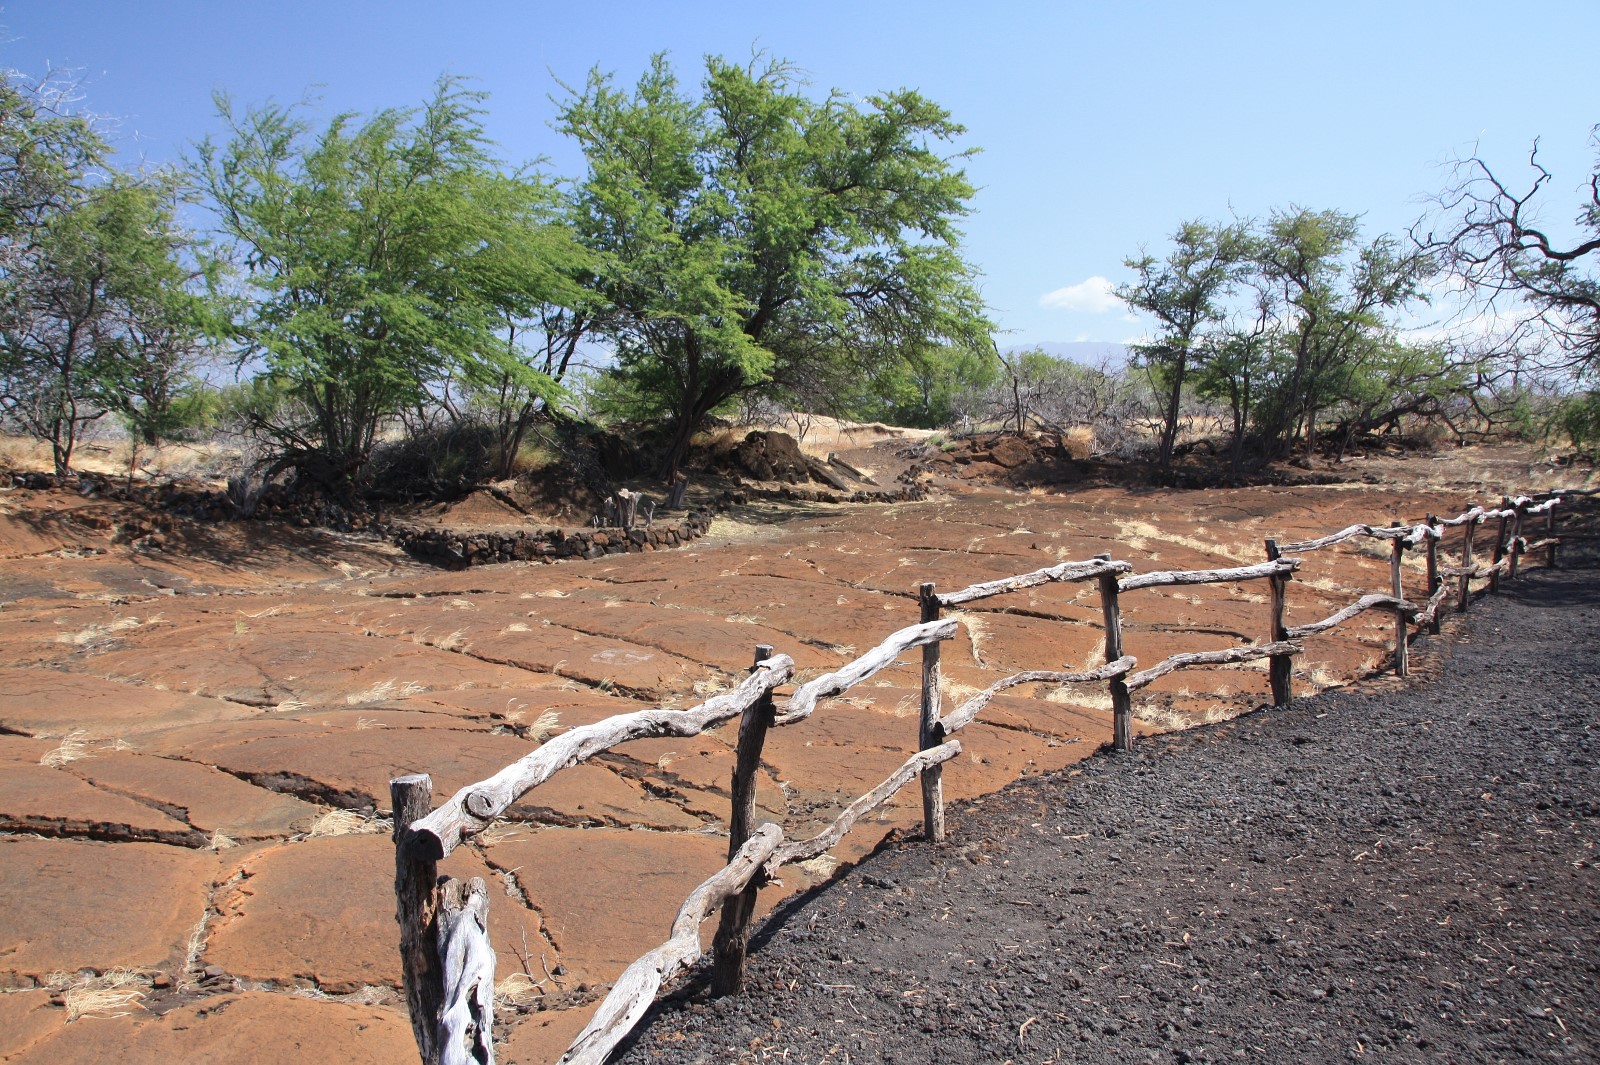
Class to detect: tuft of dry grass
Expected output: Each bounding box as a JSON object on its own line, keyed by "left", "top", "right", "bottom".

{"left": 527, "top": 710, "right": 561, "bottom": 742}
{"left": 946, "top": 610, "right": 990, "bottom": 666}
{"left": 433, "top": 629, "right": 468, "bottom": 652}
{"left": 494, "top": 972, "right": 548, "bottom": 1007}
{"left": 344, "top": 679, "right": 427, "bottom": 705}
{"left": 40, "top": 729, "right": 92, "bottom": 768}
{"left": 49, "top": 968, "right": 147, "bottom": 1022}
{"left": 307, "top": 808, "right": 391, "bottom": 838}
{"left": 478, "top": 821, "right": 533, "bottom": 846}
{"left": 55, "top": 616, "right": 143, "bottom": 647}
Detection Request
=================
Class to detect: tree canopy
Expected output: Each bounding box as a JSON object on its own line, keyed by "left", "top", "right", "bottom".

{"left": 0, "top": 72, "right": 207, "bottom": 474}
{"left": 558, "top": 53, "right": 993, "bottom": 477}
{"left": 195, "top": 78, "right": 589, "bottom": 490}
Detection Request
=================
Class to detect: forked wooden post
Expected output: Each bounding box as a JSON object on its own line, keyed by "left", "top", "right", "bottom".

{"left": 917, "top": 583, "right": 946, "bottom": 842}
{"left": 1490, "top": 498, "right": 1510, "bottom": 593}
{"left": 1095, "top": 556, "right": 1134, "bottom": 751}
{"left": 1547, "top": 501, "right": 1559, "bottom": 569}
{"left": 1508, "top": 499, "right": 1526, "bottom": 580}
{"left": 711, "top": 645, "right": 777, "bottom": 996}
{"left": 1390, "top": 536, "right": 1408, "bottom": 677}
{"left": 1457, "top": 517, "right": 1477, "bottom": 612}
{"left": 1264, "top": 539, "right": 1292, "bottom": 707}
{"left": 1424, "top": 515, "right": 1442, "bottom": 636}
{"left": 392, "top": 773, "right": 443, "bottom": 1065}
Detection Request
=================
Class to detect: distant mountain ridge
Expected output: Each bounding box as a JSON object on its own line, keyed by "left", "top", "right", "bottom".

{"left": 1003, "top": 341, "right": 1131, "bottom": 366}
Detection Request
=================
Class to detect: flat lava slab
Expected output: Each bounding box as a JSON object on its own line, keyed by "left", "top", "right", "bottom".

{"left": 5, "top": 991, "right": 415, "bottom": 1065}
{"left": 203, "top": 834, "right": 556, "bottom": 994}
{"left": 0, "top": 838, "right": 217, "bottom": 986}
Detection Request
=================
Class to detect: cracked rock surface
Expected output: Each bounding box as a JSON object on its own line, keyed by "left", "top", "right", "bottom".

{"left": 0, "top": 470, "right": 1582, "bottom": 1062}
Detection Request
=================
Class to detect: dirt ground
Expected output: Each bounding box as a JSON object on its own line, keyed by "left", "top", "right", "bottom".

{"left": 0, "top": 438, "right": 1591, "bottom": 1063}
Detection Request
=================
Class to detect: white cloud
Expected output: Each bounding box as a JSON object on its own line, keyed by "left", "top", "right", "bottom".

{"left": 1039, "top": 275, "right": 1121, "bottom": 314}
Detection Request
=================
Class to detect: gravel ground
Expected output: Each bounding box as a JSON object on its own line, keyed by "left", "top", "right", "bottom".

{"left": 615, "top": 560, "right": 1600, "bottom": 1065}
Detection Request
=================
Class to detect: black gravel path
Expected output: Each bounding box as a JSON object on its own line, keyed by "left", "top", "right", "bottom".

{"left": 616, "top": 563, "right": 1600, "bottom": 1065}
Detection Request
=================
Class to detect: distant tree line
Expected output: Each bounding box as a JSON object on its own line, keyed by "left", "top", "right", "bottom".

{"left": 2, "top": 54, "right": 1596, "bottom": 489}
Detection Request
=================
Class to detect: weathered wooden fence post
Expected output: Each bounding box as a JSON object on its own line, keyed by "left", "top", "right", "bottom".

{"left": 1490, "top": 498, "right": 1510, "bottom": 594}
{"left": 1457, "top": 517, "right": 1477, "bottom": 612}
{"left": 917, "top": 583, "right": 946, "bottom": 842}
{"left": 436, "top": 877, "right": 495, "bottom": 1065}
{"left": 392, "top": 773, "right": 443, "bottom": 1065}
{"left": 1264, "top": 539, "right": 1292, "bottom": 707}
{"left": 1390, "top": 535, "right": 1409, "bottom": 677}
{"left": 1424, "top": 514, "right": 1441, "bottom": 636}
{"left": 711, "top": 645, "right": 777, "bottom": 996}
{"left": 1509, "top": 499, "right": 1527, "bottom": 580}
{"left": 1094, "top": 556, "right": 1134, "bottom": 751}
{"left": 1547, "top": 500, "right": 1560, "bottom": 569}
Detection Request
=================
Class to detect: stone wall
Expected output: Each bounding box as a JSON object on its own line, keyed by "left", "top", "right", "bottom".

{"left": 393, "top": 510, "right": 715, "bottom": 569}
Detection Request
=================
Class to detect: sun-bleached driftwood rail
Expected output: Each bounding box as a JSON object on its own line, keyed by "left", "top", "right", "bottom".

{"left": 767, "top": 741, "right": 963, "bottom": 871}
{"left": 1414, "top": 583, "right": 1453, "bottom": 630}
{"left": 558, "top": 824, "right": 784, "bottom": 1065}
{"left": 1125, "top": 642, "right": 1302, "bottom": 693}
{"left": 411, "top": 655, "right": 795, "bottom": 859}
{"left": 939, "top": 658, "right": 1138, "bottom": 735}
{"left": 773, "top": 618, "right": 957, "bottom": 725}
{"left": 1286, "top": 593, "right": 1418, "bottom": 640}
{"left": 935, "top": 556, "right": 1131, "bottom": 607}
{"left": 393, "top": 489, "right": 1572, "bottom": 1065}
{"left": 560, "top": 741, "right": 963, "bottom": 1065}
{"left": 1119, "top": 557, "right": 1299, "bottom": 592}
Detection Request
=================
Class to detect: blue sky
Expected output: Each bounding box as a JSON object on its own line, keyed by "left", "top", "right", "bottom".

{"left": 7, "top": 1, "right": 1597, "bottom": 348}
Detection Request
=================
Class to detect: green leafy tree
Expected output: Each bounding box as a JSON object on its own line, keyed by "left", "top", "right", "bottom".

{"left": 1249, "top": 208, "right": 1427, "bottom": 459}
{"left": 558, "top": 54, "right": 991, "bottom": 478}
{"left": 1118, "top": 220, "right": 1249, "bottom": 472}
{"left": 0, "top": 95, "right": 205, "bottom": 476}
{"left": 195, "top": 79, "right": 587, "bottom": 491}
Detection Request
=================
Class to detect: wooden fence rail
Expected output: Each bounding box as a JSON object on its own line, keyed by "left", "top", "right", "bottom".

{"left": 391, "top": 491, "right": 1567, "bottom": 1065}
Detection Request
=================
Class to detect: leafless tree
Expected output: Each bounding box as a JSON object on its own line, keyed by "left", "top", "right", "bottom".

{"left": 1414, "top": 131, "right": 1600, "bottom": 376}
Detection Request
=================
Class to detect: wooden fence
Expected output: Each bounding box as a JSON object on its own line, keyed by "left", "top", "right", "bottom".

{"left": 390, "top": 492, "right": 1565, "bottom": 1065}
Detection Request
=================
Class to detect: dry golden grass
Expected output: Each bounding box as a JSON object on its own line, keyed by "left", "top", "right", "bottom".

{"left": 527, "top": 710, "right": 561, "bottom": 742}
{"left": 945, "top": 610, "right": 990, "bottom": 666}
{"left": 40, "top": 729, "right": 92, "bottom": 768}
{"left": 307, "top": 809, "right": 391, "bottom": 838}
{"left": 55, "top": 615, "right": 144, "bottom": 647}
{"left": 344, "top": 679, "right": 427, "bottom": 705}
{"left": 494, "top": 972, "right": 548, "bottom": 1007}
{"left": 48, "top": 968, "right": 147, "bottom": 1022}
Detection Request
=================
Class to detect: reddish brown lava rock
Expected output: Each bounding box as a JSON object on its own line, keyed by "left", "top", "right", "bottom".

{"left": 203, "top": 834, "right": 557, "bottom": 994}
{"left": 0, "top": 990, "right": 64, "bottom": 1061}
{"left": 0, "top": 838, "right": 216, "bottom": 986}
{"left": 7, "top": 991, "right": 416, "bottom": 1065}
{"left": 483, "top": 827, "right": 733, "bottom": 983}
{"left": 68, "top": 751, "right": 317, "bottom": 841}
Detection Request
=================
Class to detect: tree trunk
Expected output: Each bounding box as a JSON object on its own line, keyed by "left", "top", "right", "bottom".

{"left": 1156, "top": 352, "right": 1186, "bottom": 473}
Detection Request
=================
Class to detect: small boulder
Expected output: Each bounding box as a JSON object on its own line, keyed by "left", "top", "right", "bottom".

{"left": 735, "top": 431, "right": 812, "bottom": 483}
